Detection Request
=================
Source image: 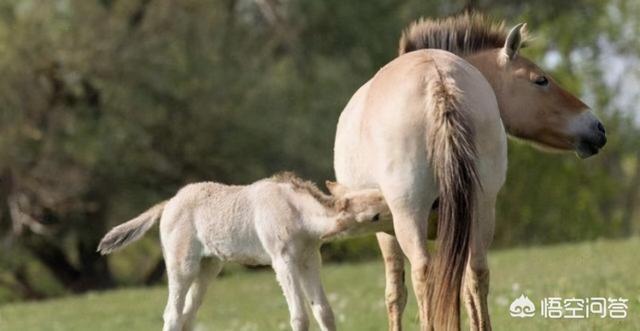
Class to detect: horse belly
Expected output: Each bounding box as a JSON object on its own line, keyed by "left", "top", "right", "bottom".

{"left": 196, "top": 209, "right": 272, "bottom": 266}
{"left": 202, "top": 231, "right": 271, "bottom": 266}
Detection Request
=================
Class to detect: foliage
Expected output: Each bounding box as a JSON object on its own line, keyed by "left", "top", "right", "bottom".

{"left": 0, "top": 0, "right": 639, "bottom": 301}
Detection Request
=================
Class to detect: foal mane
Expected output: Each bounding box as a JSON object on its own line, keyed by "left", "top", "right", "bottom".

{"left": 399, "top": 12, "right": 528, "bottom": 56}
{"left": 270, "top": 171, "right": 335, "bottom": 208}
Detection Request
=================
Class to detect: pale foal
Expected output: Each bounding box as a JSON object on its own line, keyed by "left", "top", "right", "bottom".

{"left": 98, "top": 172, "right": 391, "bottom": 331}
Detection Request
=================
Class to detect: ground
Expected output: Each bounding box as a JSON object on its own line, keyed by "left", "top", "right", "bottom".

{"left": 0, "top": 238, "right": 638, "bottom": 331}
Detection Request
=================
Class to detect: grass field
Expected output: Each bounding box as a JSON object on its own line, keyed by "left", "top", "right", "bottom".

{"left": 0, "top": 238, "right": 638, "bottom": 331}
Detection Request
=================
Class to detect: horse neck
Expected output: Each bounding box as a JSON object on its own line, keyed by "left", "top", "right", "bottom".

{"left": 463, "top": 49, "right": 503, "bottom": 95}
{"left": 464, "top": 49, "right": 518, "bottom": 133}
{"left": 292, "top": 190, "right": 339, "bottom": 239}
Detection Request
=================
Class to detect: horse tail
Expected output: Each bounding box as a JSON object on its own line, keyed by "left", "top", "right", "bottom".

{"left": 97, "top": 201, "right": 167, "bottom": 255}
{"left": 424, "top": 66, "right": 479, "bottom": 330}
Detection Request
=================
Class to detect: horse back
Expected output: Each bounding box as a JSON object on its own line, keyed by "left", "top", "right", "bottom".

{"left": 334, "top": 49, "right": 504, "bottom": 190}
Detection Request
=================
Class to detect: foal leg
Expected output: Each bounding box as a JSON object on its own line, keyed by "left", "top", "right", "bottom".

{"left": 161, "top": 222, "right": 202, "bottom": 331}
{"left": 163, "top": 256, "right": 199, "bottom": 331}
{"left": 298, "top": 251, "right": 335, "bottom": 331}
{"left": 463, "top": 194, "right": 497, "bottom": 331}
{"left": 182, "top": 258, "right": 223, "bottom": 331}
{"left": 376, "top": 232, "right": 408, "bottom": 331}
{"left": 272, "top": 256, "right": 309, "bottom": 331}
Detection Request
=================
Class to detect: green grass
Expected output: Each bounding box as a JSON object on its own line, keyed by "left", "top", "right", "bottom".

{"left": 1, "top": 238, "right": 639, "bottom": 330}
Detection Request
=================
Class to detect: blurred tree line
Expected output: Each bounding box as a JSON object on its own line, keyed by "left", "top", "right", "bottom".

{"left": 0, "top": 0, "right": 638, "bottom": 302}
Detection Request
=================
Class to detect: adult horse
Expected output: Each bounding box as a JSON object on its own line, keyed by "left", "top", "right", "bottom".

{"left": 333, "top": 13, "right": 606, "bottom": 331}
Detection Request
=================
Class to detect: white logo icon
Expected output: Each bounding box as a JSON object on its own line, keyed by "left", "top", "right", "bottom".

{"left": 510, "top": 294, "right": 536, "bottom": 318}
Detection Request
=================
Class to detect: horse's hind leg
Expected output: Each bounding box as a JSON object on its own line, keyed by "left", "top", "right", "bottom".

{"left": 376, "top": 232, "right": 408, "bottom": 331}
{"left": 162, "top": 232, "right": 202, "bottom": 331}
{"left": 163, "top": 260, "right": 198, "bottom": 331}
{"left": 462, "top": 176, "right": 501, "bottom": 331}
{"left": 463, "top": 192, "right": 497, "bottom": 331}
{"left": 379, "top": 175, "right": 437, "bottom": 331}
{"left": 182, "top": 258, "right": 223, "bottom": 331}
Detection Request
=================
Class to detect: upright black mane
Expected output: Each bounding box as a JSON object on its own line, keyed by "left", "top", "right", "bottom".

{"left": 399, "top": 12, "right": 523, "bottom": 56}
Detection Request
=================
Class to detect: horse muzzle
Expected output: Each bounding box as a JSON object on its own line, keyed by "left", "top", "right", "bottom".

{"left": 575, "top": 120, "right": 606, "bottom": 159}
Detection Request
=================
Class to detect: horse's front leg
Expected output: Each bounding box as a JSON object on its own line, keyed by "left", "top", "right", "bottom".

{"left": 272, "top": 256, "right": 309, "bottom": 331}
{"left": 463, "top": 193, "right": 497, "bottom": 331}
{"left": 298, "top": 251, "right": 336, "bottom": 331}
{"left": 376, "top": 232, "right": 408, "bottom": 331}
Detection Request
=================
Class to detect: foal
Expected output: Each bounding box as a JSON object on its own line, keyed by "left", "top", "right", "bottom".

{"left": 98, "top": 172, "right": 390, "bottom": 331}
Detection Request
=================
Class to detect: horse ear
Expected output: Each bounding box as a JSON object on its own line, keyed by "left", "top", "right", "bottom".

{"left": 325, "top": 181, "right": 348, "bottom": 197}
{"left": 503, "top": 23, "right": 526, "bottom": 60}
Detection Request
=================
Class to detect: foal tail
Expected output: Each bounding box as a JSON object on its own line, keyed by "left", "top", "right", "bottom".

{"left": 97, "top": 201, "right": 167, "bottom": 255}
{"left": 424, "top": 68, "right": 479, "bottom": 330}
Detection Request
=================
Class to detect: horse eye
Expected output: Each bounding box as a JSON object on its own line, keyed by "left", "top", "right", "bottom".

{"left": 372, "top": 213, "right": 380, "bottom": 222}
{"left": 534, "top": 76, "right": 549, "bottom": 86}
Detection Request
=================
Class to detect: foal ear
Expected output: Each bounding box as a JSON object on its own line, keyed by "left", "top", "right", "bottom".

{"left": 503, "top": 23, "right": 526, "bottom": 60}
{"left": 325, "top": 180, "right": 348, "bottom": 197}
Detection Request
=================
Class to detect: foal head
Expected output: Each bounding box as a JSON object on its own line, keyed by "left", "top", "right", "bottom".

{"left": 400, "top": 13, "right": 607, "bottom": 158}
{"left": 320, "top": 181, "right": 391, "bottom": 239}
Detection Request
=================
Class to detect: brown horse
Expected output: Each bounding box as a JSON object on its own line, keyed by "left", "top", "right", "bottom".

{"left": 333, "top": 13, "right": 606, "bottom": 331}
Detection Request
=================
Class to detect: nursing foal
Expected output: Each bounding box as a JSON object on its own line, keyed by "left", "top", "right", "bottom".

{"left": 98, "top": 172, "right": 391, "bottom": 331}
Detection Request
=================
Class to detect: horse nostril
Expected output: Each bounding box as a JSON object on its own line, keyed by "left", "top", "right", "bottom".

{"left": 596, "top": 122, "right": 605, "bottom": 134}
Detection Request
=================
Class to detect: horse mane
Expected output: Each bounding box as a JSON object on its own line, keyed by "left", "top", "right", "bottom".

{"left": 270, "top": 171, "right": 335, "bottom": 208}
{"left": 399, "top": 12, "right": 527, "bottom": 56}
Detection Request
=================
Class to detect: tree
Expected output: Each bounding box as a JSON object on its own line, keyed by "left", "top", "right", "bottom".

{"left": 0, "top": 0, "right": 638, "bottom": 302}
